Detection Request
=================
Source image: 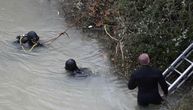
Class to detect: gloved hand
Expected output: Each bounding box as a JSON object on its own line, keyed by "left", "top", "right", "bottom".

{"left": 16, "top": 35, "right": 28, "bottom": 44}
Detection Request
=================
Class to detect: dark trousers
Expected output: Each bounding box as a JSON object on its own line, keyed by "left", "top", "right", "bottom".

{"left": 138, "top": 100, "right": 162, "bottom": 107}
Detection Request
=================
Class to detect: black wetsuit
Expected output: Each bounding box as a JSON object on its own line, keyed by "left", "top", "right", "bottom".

{"left": 69, "top": 68, "right": 91, "bottom": 77}
{"left": 27, "top": 40, "right": 43, "bottom": 47}
{"left": 128, "top": 65, "right": 168, "bottom": 106}
{"left": 14, "top": 35, "right": 43, "bottom": 49}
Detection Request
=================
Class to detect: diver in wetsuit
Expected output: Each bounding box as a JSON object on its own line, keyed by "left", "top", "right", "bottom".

{"left": 128, "top": 53, "right": 168, "bottom": 106}
{"left": 15, "top": 31, "right": 43, "bottom": 48}
{"left": 65, "top": 59, "right": 90, "bottom": 77}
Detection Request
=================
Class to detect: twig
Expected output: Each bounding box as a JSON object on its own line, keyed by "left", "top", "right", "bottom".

{"left": 42, "top": 14, "right": 85, "bottom": 45}
{"left": 104, "top": 24, "right": 125, "bottom": 62}
{"left": 42, "top": 31, "right": 70, "bottom": 45}
{"left": 120, "top": 41, "right": 124, "bottom": 61}
{"left": 104, "top": 25, "right": 119, "bottom": 41}
{"left": 115, "top": 43, "right": 119, "bottom": 55}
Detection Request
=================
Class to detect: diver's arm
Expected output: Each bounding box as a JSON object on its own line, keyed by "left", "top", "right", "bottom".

{"left": 128, "top": 73, "right": 137, "bottom": 90}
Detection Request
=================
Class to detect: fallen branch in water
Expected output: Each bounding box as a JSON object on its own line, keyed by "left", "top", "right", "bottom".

{"left": 42, "top": 14, "right": 85, "bottom": 45}
{"left": 42, "top": 30, "right": 70, "bottom": 45}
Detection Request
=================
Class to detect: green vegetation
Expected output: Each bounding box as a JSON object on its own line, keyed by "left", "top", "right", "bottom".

{"left": 115, "top": 0, "right": 193, "bottom": 74}
{"left": 172, "top": 88, "right": 193, "bottom": 110}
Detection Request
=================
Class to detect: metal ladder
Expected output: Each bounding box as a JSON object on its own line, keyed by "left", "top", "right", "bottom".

{"left": 162, "top": 43, "right": 193, "bottom": 94}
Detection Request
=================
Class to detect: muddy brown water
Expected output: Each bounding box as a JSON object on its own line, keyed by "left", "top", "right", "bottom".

{"left": 0, "top": 0, "right": 140, "bottom": 110}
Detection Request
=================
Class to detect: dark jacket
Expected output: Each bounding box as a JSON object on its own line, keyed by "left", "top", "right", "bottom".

{"left": 68, "top": 68, "right": 91, "bottom": 77}
{"left": 128, "top": 65, "right": 168, "bottom": 106}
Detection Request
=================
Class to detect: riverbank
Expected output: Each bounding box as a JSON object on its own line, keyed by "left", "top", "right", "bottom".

{"left": 57, "top": 0, "right": 193, "bottom": 109}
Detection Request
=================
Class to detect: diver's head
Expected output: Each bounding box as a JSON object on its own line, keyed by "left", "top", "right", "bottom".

{"left": 27, "top": 31, "right": 39, "bottom": 43}
{"left": 138, "top": 53, "right": 150, "bottom": 65}
{"left": 65, "top": 59, "right": 79, "bottom": 72}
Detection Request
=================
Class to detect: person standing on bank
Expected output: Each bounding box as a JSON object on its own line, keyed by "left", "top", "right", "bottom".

{"left": 128, "top": 53, "right": 168, "bottom": 106}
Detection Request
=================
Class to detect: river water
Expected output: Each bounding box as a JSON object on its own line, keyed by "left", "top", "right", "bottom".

{"left": 0, "top": 0, "right": 140, "bottom": 110}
